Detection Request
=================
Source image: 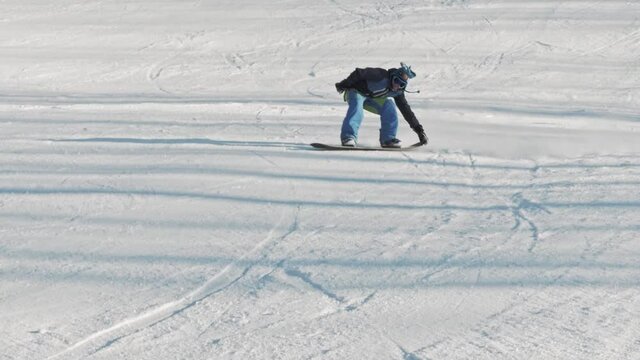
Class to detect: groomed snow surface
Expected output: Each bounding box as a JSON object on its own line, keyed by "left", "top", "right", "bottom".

{"left": 2, "top": 1, "right": 640, "bottom": 359}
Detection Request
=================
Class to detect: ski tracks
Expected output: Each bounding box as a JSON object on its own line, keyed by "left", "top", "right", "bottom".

{"left": 326, "top": 0, "right": 405, "bottom": 29}
{"left": 408, "top": 152, "right": 640, "bottom": 359}
{"left": 47, "top": 206, "right": 299, "bottom": 359}
{"left": 46, "top": 152, "right": 304, "bottom": 358}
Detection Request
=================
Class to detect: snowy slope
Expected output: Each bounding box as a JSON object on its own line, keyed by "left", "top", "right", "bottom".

{"left": 1, "top": 1, "right": 640, "bottom": 359}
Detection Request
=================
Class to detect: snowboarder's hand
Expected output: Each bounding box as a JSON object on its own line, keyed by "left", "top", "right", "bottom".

{"left": 413, "top": 124, "right": 428, "bottom": 145}
{"left": 418, "top": 132, "right": 429, "bottom": 145}
{"left": 335, "top": 83, "right": 345, "bottom": 94}
{"left": 418, "top": 131, "right": 428, "bottom": 145}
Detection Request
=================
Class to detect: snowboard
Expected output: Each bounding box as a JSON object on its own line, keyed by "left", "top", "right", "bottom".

{"left": 310, "top": 142, "right": 424, "bottom": 151}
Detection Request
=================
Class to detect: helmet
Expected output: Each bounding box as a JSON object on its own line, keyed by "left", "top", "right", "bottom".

{"left": 399, "top": 62, "right": 416, "bottom": 79}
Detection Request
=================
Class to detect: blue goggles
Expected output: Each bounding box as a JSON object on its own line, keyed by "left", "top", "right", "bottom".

{"left": 392, "top": 75, "right": 408, "bottom": 89}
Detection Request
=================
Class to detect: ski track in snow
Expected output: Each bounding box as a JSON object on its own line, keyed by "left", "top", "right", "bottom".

{"left": 47, "top": 204, "right": 299, "bottom": 358}
{"left": 42, "top": 147, "right": 305, "bottom": 358}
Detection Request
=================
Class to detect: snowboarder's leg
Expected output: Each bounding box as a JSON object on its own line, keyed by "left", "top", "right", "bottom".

{"left": 379, "top": 98, "right": 399, "bottom": 144}
{"left": 340, "top": 90, "right": 365, "bottom": 143}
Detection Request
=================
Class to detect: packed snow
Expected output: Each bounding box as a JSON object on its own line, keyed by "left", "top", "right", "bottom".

{"left": 1, "top": 0, "right": 640, "bottom": 359}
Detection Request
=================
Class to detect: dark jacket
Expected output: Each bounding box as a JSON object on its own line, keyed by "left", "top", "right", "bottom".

{"left": 336, "top": 67, "right": 421, "bottom": 130}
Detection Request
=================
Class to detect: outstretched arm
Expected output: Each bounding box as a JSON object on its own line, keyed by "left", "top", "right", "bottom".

{"left": 395, "top": 93, "right": 428, "bottom": 144}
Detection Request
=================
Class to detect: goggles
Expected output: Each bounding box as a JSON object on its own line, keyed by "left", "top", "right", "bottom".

{"left": 392, "top": 75, "right": 408, "bottom": 89}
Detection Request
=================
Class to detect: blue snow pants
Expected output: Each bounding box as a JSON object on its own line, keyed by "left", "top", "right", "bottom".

{"left": 340, "top": 90, "right": 398, "bottom": 144}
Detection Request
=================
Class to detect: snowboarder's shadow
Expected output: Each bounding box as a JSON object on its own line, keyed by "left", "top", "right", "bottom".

{"left": 50, "top": 137, "right": 309, "bottom": 149}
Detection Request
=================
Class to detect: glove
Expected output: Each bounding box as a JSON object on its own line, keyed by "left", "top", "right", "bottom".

{"left": 335, "top": 83, "right": 345, "bottom": 94}
{"left": 413, "top": 124, "right": 428, "bottom": 145}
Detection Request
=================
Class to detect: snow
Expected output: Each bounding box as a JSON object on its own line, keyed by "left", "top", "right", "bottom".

{"left": 1, "top": 0, "right": 640, "bottom": 359}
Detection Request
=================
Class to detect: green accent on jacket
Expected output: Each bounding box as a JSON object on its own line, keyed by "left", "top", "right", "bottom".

{"left": 343, "top": 91, "right": 387, "bottom": 115}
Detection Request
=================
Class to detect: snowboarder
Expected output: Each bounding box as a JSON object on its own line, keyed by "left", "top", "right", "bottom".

{"left": 335, "top": 62, "right": 428, "bottom": 148}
